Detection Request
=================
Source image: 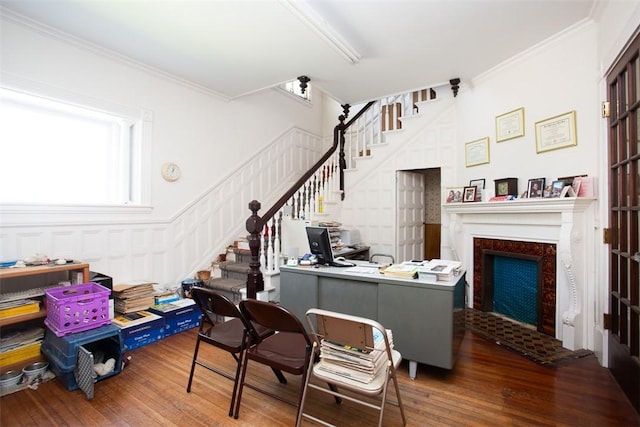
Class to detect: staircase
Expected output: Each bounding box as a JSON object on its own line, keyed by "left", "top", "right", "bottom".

{"left": 201, "top": 80, "right": 459, "bottom": 301}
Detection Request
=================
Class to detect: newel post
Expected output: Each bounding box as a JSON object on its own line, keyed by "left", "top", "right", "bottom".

{"left": 246, "top": 200, "right": 264, "bottom": 299}
{"left": 337, "top": 114, "right": 347, "bottom": 200}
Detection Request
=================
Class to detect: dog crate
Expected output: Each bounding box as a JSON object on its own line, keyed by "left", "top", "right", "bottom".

{"left": 41, "top": 323, "right": 123, "bottom": 399}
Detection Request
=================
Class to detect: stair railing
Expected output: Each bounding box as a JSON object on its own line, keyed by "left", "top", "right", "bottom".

{"left": 244, "top": 80, "right": 456, "bottom": 298}
{"left": 244, "top": 102, "right": 374, "bottom": 298}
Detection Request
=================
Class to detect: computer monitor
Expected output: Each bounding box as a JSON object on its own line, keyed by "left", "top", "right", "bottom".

{"left": 305, "top": 226, "right": 335, "bottom": 265}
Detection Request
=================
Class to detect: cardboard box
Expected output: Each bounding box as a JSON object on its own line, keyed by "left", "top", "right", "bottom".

{"left": 148, "top": 299, "right": 202, "bottom": 337}
{"left": 113, "top": 311, "right": 165, "bottom": 351}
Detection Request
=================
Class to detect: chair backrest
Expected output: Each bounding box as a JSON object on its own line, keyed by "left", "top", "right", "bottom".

{"left": 239, "top": 299, "right": 312, "bottom": 346}
{"left": 305, "top": 308, "right": 392, "bottom": 360}
{"left": 191, "top": 286, "right": 247, "bottom": 327}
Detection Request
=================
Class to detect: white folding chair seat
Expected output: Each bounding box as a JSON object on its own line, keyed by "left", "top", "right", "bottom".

{"left": 296, "top": 308, "right": 406, "bottom": 427}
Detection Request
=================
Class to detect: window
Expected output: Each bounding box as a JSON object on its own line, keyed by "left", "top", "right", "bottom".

{"left": 283, "top": 79, "right": 312, "bottom": 102}
{"left": 0, "top": 87, "right": 144, "bottom": 206}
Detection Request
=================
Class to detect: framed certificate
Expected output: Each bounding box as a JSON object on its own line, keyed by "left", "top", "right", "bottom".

{"left": 465, "top": 137, "right": 490, "bottom": 167}
{"left": 496, "top": 107, "right": 524, "bottom": 142}
{"left": 535, "top": 111, "right": 577, "bottom": 153}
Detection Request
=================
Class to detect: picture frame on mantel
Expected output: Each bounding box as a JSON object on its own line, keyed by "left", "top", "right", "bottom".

{"left": 496, "top": 107, "right": 525, "bottom": 142}
{"left": 535, "top": 111, "right": 577, "bottom": 153}
{"left": 465, "top": 137, "right": 490, "bottom": 167}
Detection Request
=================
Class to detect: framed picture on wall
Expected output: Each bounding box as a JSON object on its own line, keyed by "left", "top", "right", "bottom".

{"left": 535, "top": 111, "right": 577, "bottom": 153}
{"left": 496, "top": 107, "right": 525, "bottom": 142}
{"left": 465, "top": 137, "right": 490, "bottom": 167}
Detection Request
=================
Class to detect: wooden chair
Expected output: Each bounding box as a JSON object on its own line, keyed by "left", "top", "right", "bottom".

{"left": 233, "top": 299, "right": 314, "bottom": 420}
{"left": 297, "top": 308, "right": 407, "bottom": 427}
{"left": 186, "top": 287, "right": 272, "bottom": 416}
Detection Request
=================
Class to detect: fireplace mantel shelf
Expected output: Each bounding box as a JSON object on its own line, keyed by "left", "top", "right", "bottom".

{"left": 443, "top": 197, "right": 595, "bottom": 215}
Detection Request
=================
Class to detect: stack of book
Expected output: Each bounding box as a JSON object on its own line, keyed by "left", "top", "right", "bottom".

{"left": 0, "top": 326, "right": 45, "bottom": 367}
{"left": 0, "top": 299, "right": 40, "bottom": 319}
{"left": 317, "top": 328, "right": 393, "bottom": 384}
{"left": 417, "top": 259, "right": 462, "bottom": 281}
{"left": 112, "top": 281, "right": 156, "bottom": 314}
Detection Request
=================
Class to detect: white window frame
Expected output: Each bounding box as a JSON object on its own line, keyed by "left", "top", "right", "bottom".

{"left": 0, "top": 76, "right": 152, "bottom": 217}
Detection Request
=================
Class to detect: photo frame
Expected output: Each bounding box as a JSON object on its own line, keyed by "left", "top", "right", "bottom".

{"left": 444, "top": 187, "right": 464, "bottom": 204}
{"left": 469, "top": 178, "right": 485, "bottom": 189}
{"left": 465, "top": 137, "right": 490, "bottom": 167}
{"left": 551, "top": 180, "right": 564, "bottom": 197}
{"left": 463, "top": 186, "right": 477, "bottom": 203}
{"left": 535, "top": 111, "right": 577, "bottom": 153}
{"left": 527, "top": 178, "right": 545, "bottom": 198}
{"left": 469, "top": 179, "right": 485, "bottom": 201}
{"left": 496, "top": 107, "right": 525, "bottom": 142}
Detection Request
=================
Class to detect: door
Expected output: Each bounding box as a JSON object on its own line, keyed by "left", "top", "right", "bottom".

{"left": 607, "top": 31, "right": 640, "bottom": 412}
{"left": 396, "top": 171, "right": 424, "bottom": 262}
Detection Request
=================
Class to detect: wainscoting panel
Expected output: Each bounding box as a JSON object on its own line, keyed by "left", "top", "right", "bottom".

{"left": 0, "top": 127, "right": 323, "bottom": 289}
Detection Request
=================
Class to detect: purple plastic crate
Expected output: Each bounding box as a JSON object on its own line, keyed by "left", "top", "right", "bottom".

{"left": 45, "top": 282, "right": 111, "bottom": 337}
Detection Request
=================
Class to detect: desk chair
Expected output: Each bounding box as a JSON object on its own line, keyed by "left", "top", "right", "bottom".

{"left": 234, "top": 299, "right": 314, "bottom": 420}
{"left": 297, "top": 308, "right": 407, "bottom": 427}
{"left": 186, "top": 287, "right": 272, "bottom": 416}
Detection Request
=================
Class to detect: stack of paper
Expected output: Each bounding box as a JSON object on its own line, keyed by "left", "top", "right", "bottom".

{"left": 316, "top": 329, "right": 393, "bottom": 384}
{"left": 112, "top": 281, "right": 156, "bottom": 314}
{"left": 381, "top": 264, "right": 418, "bottom": 278}
{"left": 418, "top": 259, "right": 462, "bottom": 281}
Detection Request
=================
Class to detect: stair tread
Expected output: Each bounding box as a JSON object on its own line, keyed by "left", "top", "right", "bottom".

{"left": 207, "top": 278, "right": 245, "bottom": 292}
{"left": 219, "top": 261, "right": 250, "bottom": 273}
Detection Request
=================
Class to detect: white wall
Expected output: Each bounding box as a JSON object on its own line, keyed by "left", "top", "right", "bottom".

{"left": 0, "top": 14, "right": 333, "bottom": 286}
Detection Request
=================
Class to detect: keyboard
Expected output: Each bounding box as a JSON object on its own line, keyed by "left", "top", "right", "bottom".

{"left": 0, "top": 287, "right": 48, "bottom": 303}
{"left": 330, "top": 260, "right": 356, "bottom": 267}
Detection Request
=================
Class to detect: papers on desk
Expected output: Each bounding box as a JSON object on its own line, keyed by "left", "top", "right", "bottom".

{"left": 417, "top": 259, "right": 462, "bottom": 281}
{"left": 345, "top": 266, "right": 381, "bottom": 274}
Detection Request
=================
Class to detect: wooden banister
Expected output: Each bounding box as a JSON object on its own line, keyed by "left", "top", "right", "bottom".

{"left": 245, "top": 101, "right": 376, "bottom": 298}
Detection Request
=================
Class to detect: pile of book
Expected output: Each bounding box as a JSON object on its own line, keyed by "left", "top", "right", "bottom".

{"left": 317, "top": 328, "right": 393, "bottom": 384}
{"left": 0, "top": 299, "right": 40, "bottom": 319}
{"left": 0, "top": 326, "right": 45, "bottom": 367}
{"left": 112, "top": 281, "right": 156, "bottom": 314}
{"left": 417, "top": 259, "right": 462, "bottom": 281}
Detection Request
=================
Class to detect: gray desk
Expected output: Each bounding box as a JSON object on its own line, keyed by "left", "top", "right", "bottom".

{"left": 280, "top": 264, "right": 466, "bottom": 378}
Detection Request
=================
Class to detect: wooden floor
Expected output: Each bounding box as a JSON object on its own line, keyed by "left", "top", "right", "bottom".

{"left": 2, "top": 329, "right": 638, "bottom": 426}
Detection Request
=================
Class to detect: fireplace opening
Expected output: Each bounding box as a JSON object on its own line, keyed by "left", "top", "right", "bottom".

{"left": 482, "top": 251, "right": 542, "bottom": 331}
{"left": 473, "top": 237, "right": 556, "bottom": 337}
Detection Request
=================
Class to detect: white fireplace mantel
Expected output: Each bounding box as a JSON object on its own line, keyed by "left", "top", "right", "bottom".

{"left": 442, "top": 196, "right": 596, "bottom": 350}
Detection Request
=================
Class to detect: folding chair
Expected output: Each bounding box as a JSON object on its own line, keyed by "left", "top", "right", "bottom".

{"left": 186, "top": 287, "right": 272, "bottom": 416}
{"left": 234, "top": 299, "right": 314, "bottom": 420}
{"left": 297, "top": 308, "right": 407, "bottom": 427}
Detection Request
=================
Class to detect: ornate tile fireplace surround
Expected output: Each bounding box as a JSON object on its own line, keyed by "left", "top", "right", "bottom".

{"left": 444, "top": 198, "right": 596, "bottom": 351}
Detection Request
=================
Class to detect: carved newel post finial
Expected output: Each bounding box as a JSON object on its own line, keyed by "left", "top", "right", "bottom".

{"left": 450, "top": 78, "right": 461, "bottom": 97}
{"left": 297, "top": 75, "right": 311, "bottom": 94}
{"left": 341, "top": 104, "right": 351, "bottom": 120}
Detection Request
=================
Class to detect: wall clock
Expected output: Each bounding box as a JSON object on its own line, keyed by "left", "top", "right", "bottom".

{"left": 161, "top": 162, "right": 181, "bottom": 182}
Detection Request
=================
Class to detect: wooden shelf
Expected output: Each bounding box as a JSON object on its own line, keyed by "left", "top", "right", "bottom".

{"left": 0, "top": 262, "right": 90, "bottom": 280}
{"left": 0, "top": 309, "right": 47, "bottom": 327}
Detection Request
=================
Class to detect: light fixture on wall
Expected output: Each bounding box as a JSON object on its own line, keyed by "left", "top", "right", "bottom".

{"left": 280, "top": 0, "right": 361, "bottom": 64}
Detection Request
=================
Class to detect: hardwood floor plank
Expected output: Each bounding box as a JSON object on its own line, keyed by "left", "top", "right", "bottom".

{"left": 1, "top": 329, "right": 638, "bottom": 426}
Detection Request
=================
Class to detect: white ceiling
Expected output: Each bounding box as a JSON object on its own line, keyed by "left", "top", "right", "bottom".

{"left": 0, "top": 0, "right": 595, "bottom": 105}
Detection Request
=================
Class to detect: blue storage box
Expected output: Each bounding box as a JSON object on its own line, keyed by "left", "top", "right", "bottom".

{"left": 148, "top": 299, "right": 202, "bottom": 337}
{"left": 114, "top": 311, "right": 165, "bottom": 351}
{"left": 41, "top": 323, "right": 123, "bottom": 392}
